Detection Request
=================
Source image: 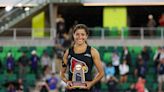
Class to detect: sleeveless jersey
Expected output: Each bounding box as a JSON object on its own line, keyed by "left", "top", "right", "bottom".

{"left": 67, "top": 45, "right": 94, "bottom": 81}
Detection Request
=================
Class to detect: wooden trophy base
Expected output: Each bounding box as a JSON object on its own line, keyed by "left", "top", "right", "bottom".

{"left": 71, "top": 82, "right": 87, "bottom": 89}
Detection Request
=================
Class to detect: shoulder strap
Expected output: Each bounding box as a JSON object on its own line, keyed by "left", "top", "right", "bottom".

{"left": 86, "top": 45, "right": 91, "bottom": 54}
{"left": 68, "top": 46, "right": 74, "bottom": 56}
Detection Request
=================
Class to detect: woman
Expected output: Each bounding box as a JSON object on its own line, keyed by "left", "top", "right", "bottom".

{"left": 60, "top": 24, "right": 104, "bottom": 92}
{"left": 119, "top": 60, "right": 129, "bottom": 83}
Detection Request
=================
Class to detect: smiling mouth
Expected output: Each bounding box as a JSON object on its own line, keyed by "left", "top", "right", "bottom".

{"left": 77, "top": 39, "right": 83, "bottom": 42}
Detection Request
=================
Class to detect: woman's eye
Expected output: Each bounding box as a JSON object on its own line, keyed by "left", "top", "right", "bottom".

{"left": 75, "top": 33, "right": 79, "bottom": 36}
{"left": 81, "top": 34, "right": 84, "bottom": 36}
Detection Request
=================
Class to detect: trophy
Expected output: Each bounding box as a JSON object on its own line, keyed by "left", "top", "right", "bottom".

{"left": 71, "top": 63, "right": 87, "bottom": 88}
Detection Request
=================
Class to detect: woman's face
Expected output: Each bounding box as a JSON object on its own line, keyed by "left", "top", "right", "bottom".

{"left": 73, "top": 28, "right": 88, "bottom": 45}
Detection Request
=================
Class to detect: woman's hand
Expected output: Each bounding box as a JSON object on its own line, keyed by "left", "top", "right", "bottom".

{"left": 84, "top": 81, "right": 93, "bottom": 90}
{"left": 66, "top": 81, "right": 73, "bottom": 89}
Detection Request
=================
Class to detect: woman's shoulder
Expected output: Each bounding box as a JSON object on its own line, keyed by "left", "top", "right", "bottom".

{"left": 64, "top": 49, "right": 69, "bottom": 56}
{"left": 64, "top": 46, "right": 73, "bottom": 54}
{"left": 90, "top": 46, "right": 98, "bottom": 52}
{"left": 90, "top": 46, "right": 99, "bottom": 56}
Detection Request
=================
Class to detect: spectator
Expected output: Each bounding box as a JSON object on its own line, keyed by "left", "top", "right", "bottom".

{"left": 119, "top": 60, "right": 129, "bottom": 83}
{"left": 56, "top": 14, "right": 65, "bottom": 44}
{"left": 18, "top": 51, "right": 30, "bottom": 78}
{"left": 62, "top": 32, "right": 72, "bottom": 50}
{"left": 16, "top": 78, "right": 24, "bottom": 92}
{"left": 42, "top": 65, "right": 52, "bottom": 81}
{"left": 59, "top": 81, "right": 67, "bottom": 92}
{"left": 159, "top": 13, "right": 164, "bottom": 27}
{"left": 6, "top": 82, "right": 16, "bottom": 92}
{"left": 112, "top": 51, "right": 120, "bottom": 75}
{"left": 157, "top": 55, "right": 164, "bottom": 92}
{"left": 141, "top": 46, "right": 150, "bottom": 70}
{"left": 135, "top": 77, "right": 146, "bottom": 92}
{"left": 36, "top": 80, "right": 50, "bottom": 92}
{"left": 136, "top": 54, "right": 142, "bottom": 66}
{"left": 121, "top": 46, "right": 131, "bottom": 66}
{"left": 153, "top": 47, "right": 162, "bottom": 73}
{"left": 107, "top": 76, "right": 118, "bottom": 92}
{"left": 6, "top": 52, "right": 15, "bottom": 74}
{"left": 68, "top": 20, "right": 79, "bottom": 42}
{"left": 55, "top": 32, "right": 72, "bottom": 59}
{"left": 54, "top": 14, "right": 66, "bottom": 64}
{"left": 41, "top": 51, "right": 51, "bottom": 68}
{"left": 135, "top": 59, "right": 146, "bottom": 78}
{"left": 147, "top": 14, "right": 156, "bottom": 36}
{"left": 54, "top": 55, "right": 62, "bottom": 74}
{"left": 105, "top": 62, "right": 115, "bottom": 81}
{"left": 30, "top": 50, "right": 40, "bottom": 78}
{"left": 160, "top": 47, "right": 164, "bottom": 60}
{"left": 47, "top": 73, "right": 59, "bottom": 92}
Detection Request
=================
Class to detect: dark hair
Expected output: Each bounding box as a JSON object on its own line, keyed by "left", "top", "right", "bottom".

{"left": 72, "top": 24, "right": 89, "bottom": 45}
{"left": 72, "top": 24, "right": 89, "bottom": 35}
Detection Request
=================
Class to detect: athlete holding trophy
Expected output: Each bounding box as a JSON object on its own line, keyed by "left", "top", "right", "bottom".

{"left": 60, "top": 24, "right": 104, "bottom": 92}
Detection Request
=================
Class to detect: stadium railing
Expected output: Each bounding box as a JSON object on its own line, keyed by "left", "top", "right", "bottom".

{"left": 0, "top": 27, "right": 163, "bottom": 46}
{"left": 0, "top": 27, "right": 163, "bottom": 40}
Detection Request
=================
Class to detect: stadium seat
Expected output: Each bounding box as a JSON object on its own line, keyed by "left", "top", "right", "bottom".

{"left": 0, "top": 52, "right": 6, "bottom": 60}
{"left": 103, "top": 52, "right": 112, "bottom": 64}
{"left": 19, "top": 46, "right": 29, "bottom": 52}
{"left": 36, "top": 46, "right": 46, "bottom": 56}
{"left": 152, "top": 83, "right": 158, "bottom": 92}
{"left": 45, "top": 46, "right": 54, "bottom": 58}
{"left": 122, "top": 27, "right": 129, "bottom": 38}
{"left": 110, "top": 27, "right": 120, "bottom": 37}
{"left": 120, "top": 83, "right": 130, "bottom": 91}
{"left": 14, "top": 52, "right": 22, "bottom": 61}
{"left": 146, "top": 74, "right": 156, "bottom": 82}
{"left": 92, "top": 27, "right": 101, "bottom": 37}
{"left": 12, "top": 47, "right": 19, "bottom": 52}
{"left": 6, "top": 73, "right": 17, "bottom": 82}
{"left": 156, "top": 27, "right": 163, "bottom": 36}
{"left": 25, "top": 73, "right": 36, "bottom": 87}
{"left": 127, "top": 74, "right": 134, "bottom": 82}
{"left": 0, "top": 87, "right": 6, "bottom": 92}
{"left": 145, "top": 83, "right": 153, "bottom": 91}
{"left": 128, "top": 46, "right": 142, "bottom": 55}
{"left": 0, "top": 74, "right": 6, "bottom": 85}
{"left": 3, "top": 47, "right": 12, "bottom": 53}
{"left": 104, "top": 27, "right": 110, "bottom": 37}
{"left": 98, "top": 46, "right": 106, "bottom": 60}
{"left": 116, "top": 46, "right": 123, "bottom": 54}
{"left": 101, "top": 82, "right": 108, "bottom": 91}
{"left": 0, "top": 47, "right": 3, "bottom": 52}
{"left": 29, "top": 46, "right": 36, "bottom": 52}
{"left": 106, "top": 46, "right": 114, "bottom": 52}
{"left": 117, "top": 83, "right": 130, "bottom": 91}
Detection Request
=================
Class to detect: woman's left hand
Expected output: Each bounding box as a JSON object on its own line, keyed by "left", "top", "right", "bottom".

{"left": 84, "top": 81, "right": 93, "bottom": 90}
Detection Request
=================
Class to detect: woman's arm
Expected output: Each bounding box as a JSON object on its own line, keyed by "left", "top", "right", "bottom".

{"left": 86, "top": 47, "right": 104, "bottom": 89}
{"left": 60, "top": 49, "right": 69, "bottom": 83}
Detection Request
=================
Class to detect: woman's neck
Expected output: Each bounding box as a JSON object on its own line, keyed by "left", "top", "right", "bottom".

{"left": 74, "top": 43, "right": 87, "bottom": 48}
{"left": 73, "top": 43, "right": 87, "bottom": 54}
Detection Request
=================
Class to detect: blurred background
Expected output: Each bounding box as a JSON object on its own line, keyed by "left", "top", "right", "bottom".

{"left": 0, "top": 0, "right": 164, "bottom": 92}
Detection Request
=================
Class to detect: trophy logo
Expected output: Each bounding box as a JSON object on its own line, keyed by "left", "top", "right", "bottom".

{"left": 73, "top": 64, "right": 85, "bottom": 82}
{"left": 70, "top": 57, "right": 88, "bottom": 88}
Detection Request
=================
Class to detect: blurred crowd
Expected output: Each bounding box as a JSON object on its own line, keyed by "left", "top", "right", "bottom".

{"left": 102, "top": 46, "right": 164, "bottom": 92}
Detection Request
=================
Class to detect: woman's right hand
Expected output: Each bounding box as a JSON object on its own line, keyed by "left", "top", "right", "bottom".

{"left": 66, "top": 81, "right": 73, "bottom": 89}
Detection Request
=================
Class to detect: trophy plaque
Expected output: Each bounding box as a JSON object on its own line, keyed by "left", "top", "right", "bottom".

{"left": 71, "top": 63, "right": 86, "bottom": 88}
